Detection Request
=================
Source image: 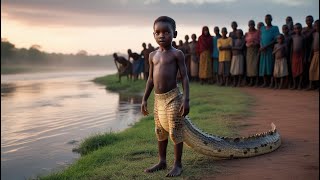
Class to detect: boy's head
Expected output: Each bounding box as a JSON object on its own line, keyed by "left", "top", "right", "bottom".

{"left": 153, "top": 16, "right": 177, "bottom": 47}
{"left": 191, "top": 34, "right": 197, "bottom": 41}
{"left": 265, "top": 14, "right": 273, "bottom": 26}
{"left": 306, "top": 15, "right": 314, "bottom": 27}
{"left": 286, "top": 16, "right": 293, "bottom": 24}
{"left": 257, "top": 22, "right": 264, "bottom": 30}
{"left": 277, "top": 34, "right": 285, "bottom": 44}
{"left": 113, "top": 53, "right": 118, "bottom": 58}
{"left": 127, "top": 49, "right": 132, "bottom": 54}
{"left": 179, "top": 40, "right": 183, "bottom": 46}
{"left": 221, "top": 27, "right": 227, "bottom": 36}
{"left": 142, "top": 42, "right": 146, "bottom": 48}
{"left": 185, "top": 35, "right": 189, "bottom": 41}
{"left": 236, "top": 29, "right": 243, "bottom": 38}
{"left": 231, "top": 21, "right": 238, "bottom": 30}
{"left": 248, "top": 20, "right": 255, "bottom": 30}
{"left": 294, "top": 23, "right": 302, "bottom": 34}
{"left": 282, "top": 24, "right": 289, "bottom": 34}
{"left": 214, "top": 26, "right": 220, "bottom": 35}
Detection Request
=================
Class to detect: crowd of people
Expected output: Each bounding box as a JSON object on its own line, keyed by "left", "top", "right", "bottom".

{"left": 113, "top": 14, "right": 319, "bottom": 90}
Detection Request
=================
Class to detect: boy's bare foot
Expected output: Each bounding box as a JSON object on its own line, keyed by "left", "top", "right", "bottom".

{"left": 144, "top": 162, "right": 167, "bottom": 173}
{"left": 166, "top": 165, "right": 183, "bottom": 177}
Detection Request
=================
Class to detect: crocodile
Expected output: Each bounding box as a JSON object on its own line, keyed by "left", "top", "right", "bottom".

{"left": 183, "top": 116, "right": 281, "bottom": 158}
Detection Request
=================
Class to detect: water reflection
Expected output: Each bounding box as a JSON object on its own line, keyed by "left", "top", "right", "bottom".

{"left": 1, "top": 70, "right": 142, "bottom": 180}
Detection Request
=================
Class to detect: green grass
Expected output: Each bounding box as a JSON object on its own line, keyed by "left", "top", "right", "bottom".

{"left": 41, "top": 74, "right": 253, "bottom": 180}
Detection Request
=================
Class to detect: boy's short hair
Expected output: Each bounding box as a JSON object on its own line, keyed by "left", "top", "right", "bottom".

{"left": 295, "top": 23, "right": 302, "bottom": 29}
{"left": 154, "top": 16, "right": 176, "bottom": 31}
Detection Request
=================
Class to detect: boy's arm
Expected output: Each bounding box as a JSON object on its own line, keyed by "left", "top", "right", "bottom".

{"left": 141, "top": 52, "right": 155, "bottom": 116}
{"left": 176, "top": 50, "right": 190, "bottom": 117}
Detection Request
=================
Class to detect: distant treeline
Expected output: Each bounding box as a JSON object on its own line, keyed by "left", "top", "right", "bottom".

{"left": 1, "top": 39, "right": 115, "bottom": 68}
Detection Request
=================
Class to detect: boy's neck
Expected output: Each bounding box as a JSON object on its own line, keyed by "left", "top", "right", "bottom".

{"left": 159, "top": 45, "right": 173, "bottom": 51}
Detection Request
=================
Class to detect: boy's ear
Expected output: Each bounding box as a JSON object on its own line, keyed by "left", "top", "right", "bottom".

{"left": 174, "top": 31, "right": 177, "bottom": 38}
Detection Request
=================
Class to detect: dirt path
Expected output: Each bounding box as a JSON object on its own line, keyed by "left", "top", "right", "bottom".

{"left": 206, "top": 88, "right": 319, "bottom": 180}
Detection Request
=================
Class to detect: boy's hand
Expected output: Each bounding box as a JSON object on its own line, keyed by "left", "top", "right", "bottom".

{"left": 141, "top": 101, "right": 149, "bottom": 116}
{"left": 179, "top": 100, "right": 190, "bottom": 117}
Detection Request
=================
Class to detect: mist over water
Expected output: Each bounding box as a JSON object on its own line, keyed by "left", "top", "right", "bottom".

{"left": 1, "top": 70, "right": 142, "bottom": 180}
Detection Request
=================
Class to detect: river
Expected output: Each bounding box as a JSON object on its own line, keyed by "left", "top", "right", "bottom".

{"left": 1, "top": 70, "right": 143, "bottom": 180}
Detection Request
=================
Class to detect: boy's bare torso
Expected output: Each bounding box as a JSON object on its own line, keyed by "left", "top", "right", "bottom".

{"left": 292, "top": 35, "right": 304, "bottom": 52}
{"left": 150, "top": 49, "right": 181, "bottom": 94}
{"left": 232, "top": 39, "right": 244, "bottom": 55}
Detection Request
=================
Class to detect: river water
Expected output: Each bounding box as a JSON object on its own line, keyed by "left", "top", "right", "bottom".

{"left": 1, "top": 70, "right": 143, "bottom": 180}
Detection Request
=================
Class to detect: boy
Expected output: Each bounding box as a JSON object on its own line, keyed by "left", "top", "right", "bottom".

{"left": 217, "top": 27, "right": 232, "bottom": 86}
{"left": 212, "top": 26, "right": 222, "bottom": 84}
{"left": 141, "top": 42, "right": 151, "bottom": 81}
{"left": 230, "top": 29, "right": 245, "bottom": 87}
{"left": 290, "top": 23, "right": 305, "bottom": 90}
{"left": 307, "top": 20, "right": 319, "bottom": 90}
{"left": 128, "top": 49, "right": 143, "bottom": 81}
{"left": 141, "top": 16, "right": 190, "bottom": 177}
{"left": 282, "top": 24, "right": 293, "bottom": 88}
{"left": 272, "top": 34, "right": 288, "bottom": 89}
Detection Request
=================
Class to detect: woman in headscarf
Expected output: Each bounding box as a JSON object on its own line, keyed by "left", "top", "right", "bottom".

{"left": 197, "top": 26, "right": 213, "bottom": 84}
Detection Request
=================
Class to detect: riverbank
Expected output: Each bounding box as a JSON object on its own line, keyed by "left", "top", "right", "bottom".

{"left": 41, "top": 74, "right": 253, "bottom": 179}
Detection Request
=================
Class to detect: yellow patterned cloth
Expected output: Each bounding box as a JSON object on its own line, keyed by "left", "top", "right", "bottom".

{"left": 199, "top": 50, "right": 213, "bottom": 79}
{"left": 154, "top": 87, "right": 184, "bottom": 144}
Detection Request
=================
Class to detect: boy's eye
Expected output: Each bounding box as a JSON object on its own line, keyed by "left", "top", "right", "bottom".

{"left": 165, "top": 32, "right": 169, "bottom": 35}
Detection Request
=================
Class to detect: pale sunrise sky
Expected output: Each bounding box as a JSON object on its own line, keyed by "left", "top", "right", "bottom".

{"left": 1, "top": 0, "right": 319, "bottom": 55}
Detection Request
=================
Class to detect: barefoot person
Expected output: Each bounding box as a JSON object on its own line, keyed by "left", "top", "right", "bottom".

{"left": 141, "top": 16, "right": 190, "bottom": 177}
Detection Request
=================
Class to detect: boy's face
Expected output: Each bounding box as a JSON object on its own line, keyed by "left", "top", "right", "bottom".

{"left": 222, "top": 29, "right": 227, "bottom": 36}
{"left": 191, "top": 35, "right": 196, "bottom": 41}
{"left": 277, "top": 35, "right": 283, "bottom": 43}
{"left": 153, "top": 22, "right": 176, "bottom": 47}
{"left": 265, "top": 16, "right": 272, "bottom": 25}
{"left": 306, "top": 17, "right": 314, "bottom": 26}
{"left": 214, "top": 27, "right": 219, "bottom": 35}
{"left": 282, "top": 26, "right": 289, "bottom": 34}
{"left": 294, "top": 25, "right": 302, "bottom": 34}
{"left": 248, "top": 21, "right": 255, "bottom": 29}
{"left": 231, "top": 22, "right": 237, "bottom": 30}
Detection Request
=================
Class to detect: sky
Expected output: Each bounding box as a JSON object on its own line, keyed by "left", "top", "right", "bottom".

{"left": 1, "top": 0, "right": 319, "bottom": 55}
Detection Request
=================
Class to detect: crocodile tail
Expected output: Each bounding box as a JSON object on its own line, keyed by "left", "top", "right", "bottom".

{"left": 183, "top": 116, "right": 281, "bottom": 158}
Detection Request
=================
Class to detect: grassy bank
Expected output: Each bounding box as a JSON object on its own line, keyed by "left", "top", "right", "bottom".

{"left": 42, "top": 74, "right": 253, "bottom": 180}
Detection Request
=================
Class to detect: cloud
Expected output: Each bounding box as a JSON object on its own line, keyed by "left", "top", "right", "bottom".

{"left": 1, "top": 0, "right": 319, "bottom": 28}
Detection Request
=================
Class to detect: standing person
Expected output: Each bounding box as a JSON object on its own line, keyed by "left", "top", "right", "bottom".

{"left": 257, "top": 22, "right": 265, "bottom": 31}
{"left": 291, "top": 23, "right": 307, "bottom": 90}
{"left": 184, "top": 35, "right": 191, "bottom": 78}
{"left": 177, "top": 40, "right": 187, "bottom": 82}
{"left": 230, "top": 29, "right": 245, "bottom": 87}
{"left": 189, "top": 33, "right": 199, "bottom": 82}
{"left": 197, "top": 26, "right": 213, "bottom": 84}
{"left": 212, "top": 26, "right": 222, "bottom": 84}
{"left": 141, "top": 16, "right": 189, "bottom": 177}
{"left": 272, "top": 34, "right": 289, "bottom": 89}
{"left": 285, "top": 16, "right": 294, "bottom": 35}
{"left": 141, "top": 42, "right": 150, "bottom": 80}
{"left": 282, "top": 24, "right": 293, "bottom": 88}
{"left": 259, "top": 14, "right": 280, "bottom": 88}
{"left": 307, "top": 20, "right": 319, "bottom": 90}
{"left": 217, "top": 27, "right": 233, "bottom": 86}
{"left": 229, "top": 21, "right": 238, "bottom": 40}
{"left": 245, "top": 20, "right": 260, "bottom": 87}
{"left": 148, "top": 43, "right": 155, "bottom": 51}
{"left": 128, "top": 49, "right": 143, "bottom": 81}
{"left": 302, "top": 15, "right": 314, "bottom": 87}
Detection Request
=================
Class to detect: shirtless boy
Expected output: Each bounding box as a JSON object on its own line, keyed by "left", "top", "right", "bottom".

{"left": 141, "top": 16, "right": 190, "bottom": 177}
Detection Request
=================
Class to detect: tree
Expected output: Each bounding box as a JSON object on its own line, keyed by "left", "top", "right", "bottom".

{"left": 1, "top": 39, "right": 15, "bottom": 64}
{"left": 76, "top": 50, "right": 88, "bottom": 56}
